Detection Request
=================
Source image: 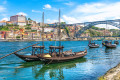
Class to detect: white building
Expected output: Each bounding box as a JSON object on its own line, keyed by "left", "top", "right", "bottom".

{"left": 10, "top": 15, "right": 26, "bottom": 26}
{"left": 0, "top": 20, "right": 7, "bottom": 26}
{"left": 39, "top": 27, "right": 55, "bottom": 32}
{"left": 27, "top": 20, "right": 37, "bottom": 27}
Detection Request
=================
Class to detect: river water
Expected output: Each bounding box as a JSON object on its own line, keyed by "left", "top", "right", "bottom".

{"left": 0, "top": 41, "right": 120, "bottom": 80}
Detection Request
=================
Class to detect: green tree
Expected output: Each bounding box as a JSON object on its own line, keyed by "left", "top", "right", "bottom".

{"left": 64, "top": 26, "right": 70, "bottom": 37}
{"left": 91, "top": 26, "right": 99, "bottom": 30}
{"left": 0, "top": 26, "right": 9, "bottom": 31}
{"left": 61, "top": 22, "right": 66, "bottom": 24}
{"left": 16, "top": 36, "right": 20, "bottom": 39}
{"left": 28, "top": 18, "right": 32, "bottom": 21}
{"left": 31, "top": 30, "right": 37, "bottom": 32}
{"left": 25, "top": 27, "right": 31, "bottom": 30}
{"left": 100, "top": 28, "right": 105, "bottom": 30}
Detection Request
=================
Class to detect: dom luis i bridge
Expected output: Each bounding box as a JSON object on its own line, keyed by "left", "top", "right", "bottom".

{"left": 66, "top": 19, "right": 120, "bottom": 38}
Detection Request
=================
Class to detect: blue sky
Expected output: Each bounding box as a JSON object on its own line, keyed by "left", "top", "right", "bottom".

{"left": 0, "top": 0, "right": 120, "bottom": 24}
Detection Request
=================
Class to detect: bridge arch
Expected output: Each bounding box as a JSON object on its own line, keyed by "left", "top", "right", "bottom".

{"left": 76, "top": 20, "right": 120, "bottom": 37}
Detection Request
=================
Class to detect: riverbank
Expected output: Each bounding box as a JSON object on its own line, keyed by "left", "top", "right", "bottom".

{"left": 0, "top": 37, "right": 119, "bottom": 42}
{"left": 99, "top": 63, "right": 120, "bottom": 80}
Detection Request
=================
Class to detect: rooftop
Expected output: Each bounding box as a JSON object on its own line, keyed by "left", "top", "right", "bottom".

{"left": 0, "top": 20, "right": 7, "bottom": 23}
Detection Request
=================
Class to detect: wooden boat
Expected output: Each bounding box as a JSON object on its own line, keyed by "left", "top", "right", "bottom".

{"left": 102, "top": 40, "right": 112, "bottom": 46}
{"left": 37, "top": 47, "right": 87, "bottom": 63}
{"left": 88, "top": 43, "right": 99, "bottom": 48}
{"left": 14, "top": 46, "right": 46, "bottom": 62}
{"left": 105, "top": 44, "right": 116, "bottom": 48}
{"left": 14, "top": 48, "right": 87, "bottom": 63}
{"left": 14, "top": 53, "right": 41, "bottom": 62}
{"left": 114, "top": 40, "right": 119, "bottom": 45}
{"left": 88, "top": 40, "right": 99, "bottom": 48}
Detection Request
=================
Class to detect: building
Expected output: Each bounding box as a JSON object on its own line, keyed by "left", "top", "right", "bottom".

{"left": 39, "top": 27, "right": 54, "bottom": 32}
{"left": 6, "top": 21, "right": 13, "bottom": 25}
{"left": 27, "top": 20, "right": 37, "bottom": 27}
{"left": 0, "top": 20, "right": 7, "bottom": 26}
{"left": 10, "top": 15, "right": 26, "bottom": 26}
{"left": 38, "top": 22, "right": 48, "bottom": 26}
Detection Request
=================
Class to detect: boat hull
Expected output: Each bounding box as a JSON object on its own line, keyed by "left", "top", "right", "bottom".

{"left": 39, "top": 50, "right": 87, "bottom": 63}
{"left": 14, "top": 53, "right": 46, "bottom": 62}
{"left": 88, "top": 44, "right": 99, "bottom": 48}
{"left": 114, "top": 41, "right": 119, "bottom": 45}
{"left": 105, "top": 44, "right": 116, "bottom": 48}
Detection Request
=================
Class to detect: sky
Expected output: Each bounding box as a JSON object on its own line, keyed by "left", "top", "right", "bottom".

{"left": 0, "top": 0, "right": 120, "bottom": 25}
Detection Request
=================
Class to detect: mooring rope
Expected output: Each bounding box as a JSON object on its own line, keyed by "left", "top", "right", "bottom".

{"left": 0, "top": 43, "right": 39, "bottom": 60}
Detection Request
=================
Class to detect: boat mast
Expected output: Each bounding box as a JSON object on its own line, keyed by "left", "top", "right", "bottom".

{"left": 42, "top": 12, "right": 44, "bottom": 46}
{"left": 59, "top": 9, "right": 61, "bottom": 47}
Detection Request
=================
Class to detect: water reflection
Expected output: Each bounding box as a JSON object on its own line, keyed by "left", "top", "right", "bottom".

{"left": 15, "top": 58, "right": 86, "bottom": 80}
{"left": 105, "top": 48, "right": 116, "bottom": 53}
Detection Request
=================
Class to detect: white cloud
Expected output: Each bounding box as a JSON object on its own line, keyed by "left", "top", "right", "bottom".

{"left": 95, "top": 24, "right": 119, "bottom": 29}
{"left": 64, "top": 2, "right": 74, "bottom": 6}
{"left": 1, "top": 18, "right": 8, "bottom": 21}
{"left": 46, "top": 19, "right": 64, "bottom": 23}
{"left": 17, "top": 12, "right": 27, "bottom": 16}
{"left": 62, "top": 15, "right": 78, "bottom": 24}
{"left": 0, "top": 5, "right": 7, "bottom": 21}
{"left": 43, "top": 4, "right": 58, "bottom": 12}
{"left": 32, "top": 10, "right": 41, "bottom": 13}
{"left": 63, "top": 2, "right": 120, "bottom": 24}
{"left": 47, "top": 19, "right": 57, "bottom": 23}
{"left": 44, "top": 4, "right": 52, "bottom": 9}
{"left": 1, "top": 14, "right": 7, "bottom": 18}
{"left": 0, "top": 6, "right": 6, "bottom": 12}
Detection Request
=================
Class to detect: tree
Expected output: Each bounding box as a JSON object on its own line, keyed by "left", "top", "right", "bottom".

{"left": 100, "top": 28, "right": 105, "bottom": 30}
{"left": 31, "top": 30, "right": 37, "bottom": 32}
{"left": 25, "top": 27, "right": 31, "bottom": 30}
{"left": 0, "top": 26, "right": 9, "bottom": 31}
{"left": 61, "top": 22, "right": 66, "bottom": 24}
{"left": 64, "top": 26, "right": 70, "bottom": 37}
{"left": 16, "top": 36, "right": 20, "bottom": 39}
{"left": 28, "top": 18, "right": 32, "bottom": 21}
{"left": 91, "top": 26, "right": 99, "bottom": 30}
{"left": 25, "top": 24, "right": 32, "bottom": 27}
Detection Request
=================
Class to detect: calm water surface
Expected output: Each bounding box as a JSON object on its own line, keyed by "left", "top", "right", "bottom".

{"left": 0, "top": 41, "right": 120, "bottom": 80}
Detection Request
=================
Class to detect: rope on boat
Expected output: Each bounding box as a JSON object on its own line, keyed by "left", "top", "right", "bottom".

{"left": 0, "top": 43, "right": 39, "bottom": 60}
